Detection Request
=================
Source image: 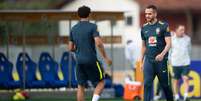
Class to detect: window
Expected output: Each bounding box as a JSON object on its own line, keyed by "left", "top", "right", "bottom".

{"left": 126, "top": 16, "right": 133, "bottom": 26}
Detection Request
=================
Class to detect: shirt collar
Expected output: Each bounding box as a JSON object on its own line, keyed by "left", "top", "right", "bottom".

{"left": 148, "top": 19, "right": 158, "bottom": 25}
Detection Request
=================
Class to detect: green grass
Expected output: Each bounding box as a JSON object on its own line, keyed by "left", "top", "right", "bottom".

{"left": 1, "top": 98, "right": 200, "bottom": 101}
{"left": 0, "top": 98, "right": 123, "bottom": 101}
{"left": 0, "top": 98, "right": 201, "bottom": 101}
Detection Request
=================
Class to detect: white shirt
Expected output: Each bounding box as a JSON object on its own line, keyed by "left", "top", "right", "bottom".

{"left": 170, "top": 34, "right": 191, "bottom": 66}
{"left": 125, "top": 41, "right": 140, "bottom": 68}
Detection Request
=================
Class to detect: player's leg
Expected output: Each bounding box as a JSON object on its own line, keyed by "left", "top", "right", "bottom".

{"left": 173, "top": 79, "right": 179, "bottom": 101}
{"left": 172, "top": 67, "right": 182, "bottom": 101}
{"left": 156, "top": 60, "right": 174, "bottom": 101}
{"left": 76, "top": 64, "right": 87, "bottom": 101}
{"left": 92, "top": 80, "right": 104, "bottom": 101}
{"left": 154, "top": 81, "right": 162, "bottom": 101}
{"left": 182, "top": 76, "right": 189, "bottom": 101}
{"left": 181, "top": 66, "right": 190, "bottom": 101}
{"left": 156, "top": 82, "right": 161, "bottom": 96}
{"left": 86, "top": 61, "right": 105, "bottom": 101}
{"left": 143, "top": 58, "right": 155, "bottom": 101}
{"left": 77, "top": 85, "right": 85, "bottom": 101}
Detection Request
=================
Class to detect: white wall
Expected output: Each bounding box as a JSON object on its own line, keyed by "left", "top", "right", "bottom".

{"left": 59, "top": 0, "right": 141, "bottom": 47}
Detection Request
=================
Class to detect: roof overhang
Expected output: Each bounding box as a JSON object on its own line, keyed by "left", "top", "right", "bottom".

{"left": 0, "top": 10, "right": 124, "bottom": 21}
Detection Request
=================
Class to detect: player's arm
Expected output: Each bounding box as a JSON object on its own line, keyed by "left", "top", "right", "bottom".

{"left": 68, "top": 31, "right": 76, "bottom": 52}
{"left": 168, "top": 43, "right": 172, "bottom": 64}
{"left": 161, "top": 36, "right": 171, "bottom": 56}
{"left": 140, "top": 40, "right": 146, "bottom": 62}
{"left": 188, "top": 37, "right": 192, "bottom": 56}
{"left": 155, "top": 23, "right": 171, "bottom": 61}
{"left": 155, "top": 36, "right": 171, "bottom": 61}
{"left": 94, "top": 37, "right": 112, "bottom": 65}
{"left": 139, "top": 28, "right": 146, "bottom": 62}
{"left": 68, "top": 41, "right": 76, "bottom": 52}
{"left": 139, "top": 28, "right": 146, "bottom": 70}
{"left": 93, "top": 24, "right": 112, "bottom": 65}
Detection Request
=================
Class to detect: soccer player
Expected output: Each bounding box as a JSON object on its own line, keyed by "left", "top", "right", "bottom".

{"left": 170, "top": 25, "right": 191, "bottom": 101}
{"left": 68, "top": 6, "right": 112, "bottom": 101}
{"left": 139, "top": 5, "right": 174, "bottom": 101}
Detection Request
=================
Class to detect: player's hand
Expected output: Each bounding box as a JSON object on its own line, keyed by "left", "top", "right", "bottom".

{"left": 104, "top": 58, "right": 112, "bottom": 66}
{"left": 155, "top": 54, "right": 164, "bottom": 61}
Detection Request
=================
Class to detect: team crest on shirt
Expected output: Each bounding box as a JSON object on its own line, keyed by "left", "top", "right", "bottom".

{"left": 148, "top": 36, "right": 157, "bottom": 46}
{"left": 156, "top": 27, "right": 160, "bottom": 35}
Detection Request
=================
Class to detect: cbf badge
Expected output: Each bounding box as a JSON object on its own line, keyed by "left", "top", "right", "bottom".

{"left": 148, "top": 36, "right": 157, "bottom": 46}
{"left": 156, "top": 27, "right": 160, "bottom": 35}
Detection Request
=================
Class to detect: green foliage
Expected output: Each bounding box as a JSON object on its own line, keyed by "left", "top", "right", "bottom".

{"left": 0, "top": 0, "right": 64, "bottom": 10}
{"left": 0, "top": 2, "right": 47, "bottom": 10}
{"left": 0, "top": 21, "right": 58, "bottom": 35}
{"left": 0, "top": 1, "right": 60, "bottom": 36}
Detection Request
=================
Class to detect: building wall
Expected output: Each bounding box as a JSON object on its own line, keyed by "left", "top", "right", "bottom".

{"left": 59, "top": 0, "right": 140, "bottom": 45}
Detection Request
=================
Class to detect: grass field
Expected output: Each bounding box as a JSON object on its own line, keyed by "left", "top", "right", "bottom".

{"left": 39, "top": 99, "right": 200, "bottom": 101}
{"left": 1, "top": 98, "right": 200, "bottom": 101}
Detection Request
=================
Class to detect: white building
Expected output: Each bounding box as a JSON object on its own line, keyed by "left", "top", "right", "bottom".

{"left": 59, "top": 0, "right": 141, "bottom": 48}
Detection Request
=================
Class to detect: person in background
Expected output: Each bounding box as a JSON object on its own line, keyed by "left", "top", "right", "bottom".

{"left": 170, "top": 25, "right": 191, "bottom": 101}
{"left": 125, "top": 40, "right": 138, "bottom": 79}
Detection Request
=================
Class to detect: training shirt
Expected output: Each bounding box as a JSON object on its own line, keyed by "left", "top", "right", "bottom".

{"left": 141, "top": 21, "right": 171, "bottom": 61}
{"left": 170, "top": 34, "right": 191, "bottom": 66}
{"left": 70, "top": 21, "right": 99, "bottom": 64}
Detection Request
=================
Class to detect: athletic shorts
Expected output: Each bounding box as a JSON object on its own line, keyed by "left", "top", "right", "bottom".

{"left": 172, "top": 65, "right": 190, "bottom": 79}
{"left": 76, "top": 61, "right": 105, "bottom": 86}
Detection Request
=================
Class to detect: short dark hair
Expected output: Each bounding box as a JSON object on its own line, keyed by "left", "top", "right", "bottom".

{"left": 146, "top": 5, "right": 157, "bottom": 12}
{"left": 77, "top": 5, "right": 91, "bottom": 18}
{"left": 176, "top": 24, "right": 185, "bottom": 30}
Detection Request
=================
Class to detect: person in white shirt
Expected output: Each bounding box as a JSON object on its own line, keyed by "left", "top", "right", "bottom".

{"left": 125, "top": 40, "right": 141, "bottom": 80}
{"left": 170, "top": 25, "right": 191, "bottom": 101}
{"left": 125, "top": 40, "right": 137, "bottom": 69}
